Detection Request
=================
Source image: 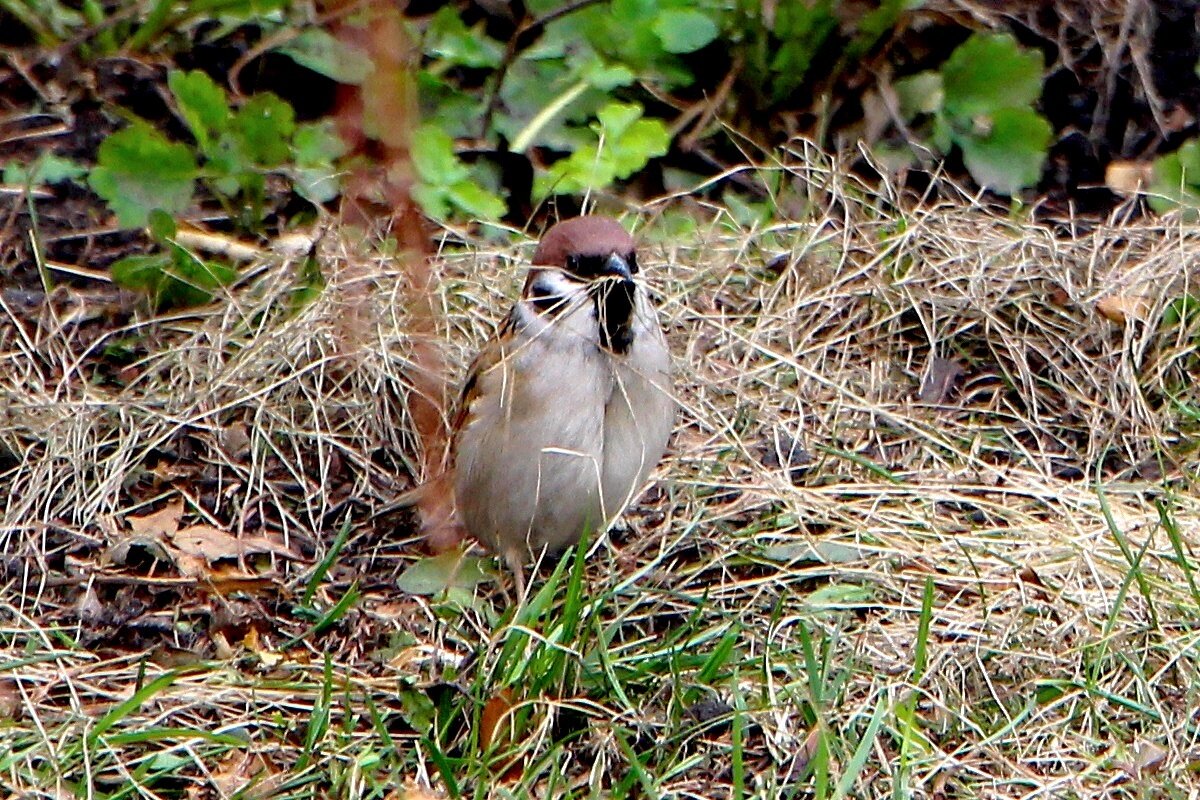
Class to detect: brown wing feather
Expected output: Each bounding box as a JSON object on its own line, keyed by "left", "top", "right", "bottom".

{"left": 446, "top": 306, "right": 516, "bottom": 466}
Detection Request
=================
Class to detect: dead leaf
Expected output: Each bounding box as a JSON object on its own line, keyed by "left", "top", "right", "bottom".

{"left": 1115, "top": 741, "right": 1168, "bottom": 780}
{"left": 0, "top": 678, "right": 21, "bottom": 720}
{"left": 107, "top": 500, "right": 186, "bottom": 567}
{"left": 211, "top": 749, "right": 282, "bottom": 799}
{"left": 220, "top": 424, "right": 252, "bottom": 460}
{"left": 1017, "top": 566, "right": 1053, "bottom": 602}
{"left": 170, "top": 525, "right": 298, "bottom": 563}
{"left": 1047, "top": 285, "right": 1071, "bottom": 307}
{"left": 1096, "top": 294, "right": 1153, "bottom": 325}
{"left": 127, "top": 499, "right": 184, "bottom": 537}
{"left": 480, "top": 688, "right": 525, "bottom": 780}
{"left": 77, "top": 582, "right": 105, "bottom": 623}
{"left": 782, "top": 726, "right": 824, "bottom": 784}
{"left": 918, "top": 357, "right": 964, "bottom": 404}
{"left": 480, "top": 688, "right": 516, "bottom": 754}
{"left": 384, "top": 783, "right": 446, "bottom": 800}
{"left": 1105, "top": 160, "right": 1154, "bottom": 194}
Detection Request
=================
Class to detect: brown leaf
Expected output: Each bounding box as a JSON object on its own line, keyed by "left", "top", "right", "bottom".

{"left": 1116, "top": 741, "right": 1168, "bottom": 780}
{"left": 479, "top": 688, "right": 526, "bottom": 780}
{"left": 0, "top": 678, "right": 21, "bottom": 720}
{"left": 169, "top": 525, "right": 298, "bottom": 563}
{"left": 384, "top": 784, "right": 446, "bottom": 800}
{"left": 480, "top": 688, "right": 516, "bottom": 754}
{"left": 1096, "top": 294, "right": 1153, "bottom": 325}
{"left": 127, "top": 499, "right": 185, "bottom": 537}
{"left": 1017, "top": 566, "right": 1053, "bottom": 601}
{"left": 1105, "top": 160, "right": 1154, "bottom": 194}
{"left": 210, "top": 749, "right": 282, "bottom": 799}
{"left": 918, "top": 357, "right": 964, "bottom": 404}
{"left": 1017, "top": 566, "right": 1046, "bottom": 588}
{"left": 782, "top": 726, "right": 824, "bottom": 784}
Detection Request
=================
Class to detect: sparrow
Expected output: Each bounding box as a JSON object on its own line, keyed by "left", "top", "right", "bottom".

{"left": 450, "top": 215, "right": 675, "bottom": 593}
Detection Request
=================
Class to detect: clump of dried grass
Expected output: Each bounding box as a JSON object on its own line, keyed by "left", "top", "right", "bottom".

{"left": 2, "top": 145, "right": 1199, "bottom": 796}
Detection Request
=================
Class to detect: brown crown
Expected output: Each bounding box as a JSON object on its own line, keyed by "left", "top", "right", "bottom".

{"left": 532, "top": 216, "right": 636, "bottom": 267}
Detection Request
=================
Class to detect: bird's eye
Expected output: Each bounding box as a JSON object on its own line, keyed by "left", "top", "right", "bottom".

{"left": 626, "top": 252, "right": 639, "bottom": 274}
{"left": 566, "top": 254, "right": 581, "bottom": 272}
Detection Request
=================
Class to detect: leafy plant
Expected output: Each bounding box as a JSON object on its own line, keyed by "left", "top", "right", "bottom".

{"left": 386, "top": 1, "right": 723, "bottom": 220}
{"left": 892, "top": 32, "right": 1053, "bottom": 196}
{"left": 534, "top": 101, "right": 670, "bottom": 198}
{"left": 411, "top": 125, "right": 506, "bottom": 221}
{"left": 1146, "top": 140, "right": 1200, "bottom": 218}
{"left": 1, "top": 0, "right": 290, "bottom": 56}
{"left": 2, "top": 153, "right": 87, "bottom": 187}
{"left": 92, "top": 69, "right": 343, "bottom": 309}
{"left": 90, "top": 68, "right": 343, "bottom": 230}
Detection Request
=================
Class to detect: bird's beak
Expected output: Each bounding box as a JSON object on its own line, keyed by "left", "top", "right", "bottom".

{"left": 602, "top": 253, "right": 633, "bottom": 281}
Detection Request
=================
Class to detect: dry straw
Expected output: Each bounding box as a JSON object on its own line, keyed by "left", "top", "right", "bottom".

{"left": 2, "top": 144, "right": 1199, "bottom": 796}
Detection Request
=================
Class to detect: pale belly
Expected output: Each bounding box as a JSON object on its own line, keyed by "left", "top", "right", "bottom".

{"left": 453, "top": 327, "right": 672, "bottom": 558}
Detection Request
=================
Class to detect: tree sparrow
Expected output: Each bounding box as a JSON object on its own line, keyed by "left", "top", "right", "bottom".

{"left": 451, "top": 215, "right": 675, "bottom": 593}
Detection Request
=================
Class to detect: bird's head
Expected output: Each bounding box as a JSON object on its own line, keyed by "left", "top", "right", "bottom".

{"left": 525, "top": 215, "right": 641, "bottom": 352}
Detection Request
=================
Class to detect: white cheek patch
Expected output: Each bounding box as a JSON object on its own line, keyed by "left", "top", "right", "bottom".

{"left": 527, "top": 269, "right": 588, "bottom": 312}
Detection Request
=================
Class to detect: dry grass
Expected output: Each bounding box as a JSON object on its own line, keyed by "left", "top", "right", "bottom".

{"left": 2, "top": 146, "right": 1200, "bottom": 799}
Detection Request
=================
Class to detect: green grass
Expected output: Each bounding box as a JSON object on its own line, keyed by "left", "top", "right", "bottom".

{"left": 3, "top": 155, "right": 1200, "bottom": 797}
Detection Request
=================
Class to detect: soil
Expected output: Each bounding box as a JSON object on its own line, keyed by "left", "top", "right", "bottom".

{"left": 3, "top": 1, "right": 1200, "bottom": 657}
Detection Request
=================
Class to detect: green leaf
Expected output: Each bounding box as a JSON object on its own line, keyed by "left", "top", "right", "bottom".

{"left": 894, "top": 71, "right": 943, "bottom": 120}
{"left": 652, "top": 9, "right": 719, "bottom": 54}
{"left": 1162, "top": 294, "right": 1200, "bottom": 327}
{"left": 534, "top": 102, "right": 669, "bottom": 198}
{"left": 3, "top": 154, "right": 87, "bottom": 186}
{"left": 161, "top": 245, "right": 238, "bottom": 308}
{"left": 575, "top": 52, "right": 637, "bottom": 91}
{"left": 110, "top": 253, "right": 172, "bottom": 292}
{"left": 293, "top": 166, "right": 341, "bottom": 204}
{"left": 595, "top": 101, "right": 644, "bottom": 140}
{"left": 396, "top": 552, "right": 489, "bottom": 596}
{"left": 1149, "top": 140, "right": 1200, "bottom": 214}
{"left": 167, "top": 69, "right": 230, "bottom": 151}
{"left": 418, "top": 70, "right": 487, "bottom": 138}
{"left": 941, "top": 33, "right": 1044, "bottom": 120}
{"left": 957, "top": 107, "right": 1052, "bottom": 196}
{"left": 426, "top": 6, "right": 504, "bottom": 68}
{"left": 293, "top": 121, "right": 347, "bottom": 167}
{"left": 276, "top": 28, "right": 373, "bottom": 85}
{"left": 147, "top": 209, "right": 177, "bottom": 241}
{"left": 89, "top": 123, "right": 198, "bottom": 228}
{"left": 396, "top": 684, "right": 437, "bottom": 733}
{"left": 610, "top": 118, "right": 670, "bottom": 175}
{"left": 411, "top": 124, "right": 468, "bottom": 185}
{"left": 231, "top": 93, "right": 296, "bottom": 167}
{"left": 445, "top": 181, "right": 506, "bottom": 221}
{"left": 411, "top": 182, "right": 451, "bottom": 220}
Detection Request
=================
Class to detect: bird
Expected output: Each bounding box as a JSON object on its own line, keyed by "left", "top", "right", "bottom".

{"left": 447, "top": 215, "right": 675, "bottom": 595}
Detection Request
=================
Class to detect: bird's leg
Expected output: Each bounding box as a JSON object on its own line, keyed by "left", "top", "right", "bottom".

{"left": 504, "top": 548, "right": 527, "bottom": 603}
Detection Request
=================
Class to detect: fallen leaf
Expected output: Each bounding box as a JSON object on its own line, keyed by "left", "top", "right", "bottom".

{"left": 107, "top": 499, "right": 186, "bottom": 568}
{"left": 1017, "top": 566, "right": 1053, "bottom": 601}
{"left": 760, "top": 540, "right": 867, "bottom": 565}
{"left": 127, "top": 499, "right": 185, "bottom": 537}
{"left": 1105, "top": 160, "right": 1153, "bottom": 194}
{"left": 1096, "top": 294, "right": 1153, "bottom": 325}
{"left": 480, "top": 688, "right": 526, "bottom": 780}
{"left": 918, "top": 357, "right": 964, "bottom": 404}
{"left": 397, "top": 550, "right": 489, "bottom": 596}
{"left": 169, "top": 525, "right": 298, "bottom": 563}
{"left": 211, "top": 749, "right": 281, "bottom": 799}
{"left": 1115, "top": 741, "right": 1168, "bottom": 780}
{"left": 480, "top": 688, "right": 516, "bottom": 754}
{"left": 782, "top": 725, "right": 823, "bottom": 784}
{"left": 384, "top": 783, "right": 446, "bottom": 800}
{"left": 0, "top": 678, "right": 21, "bottom": 720}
